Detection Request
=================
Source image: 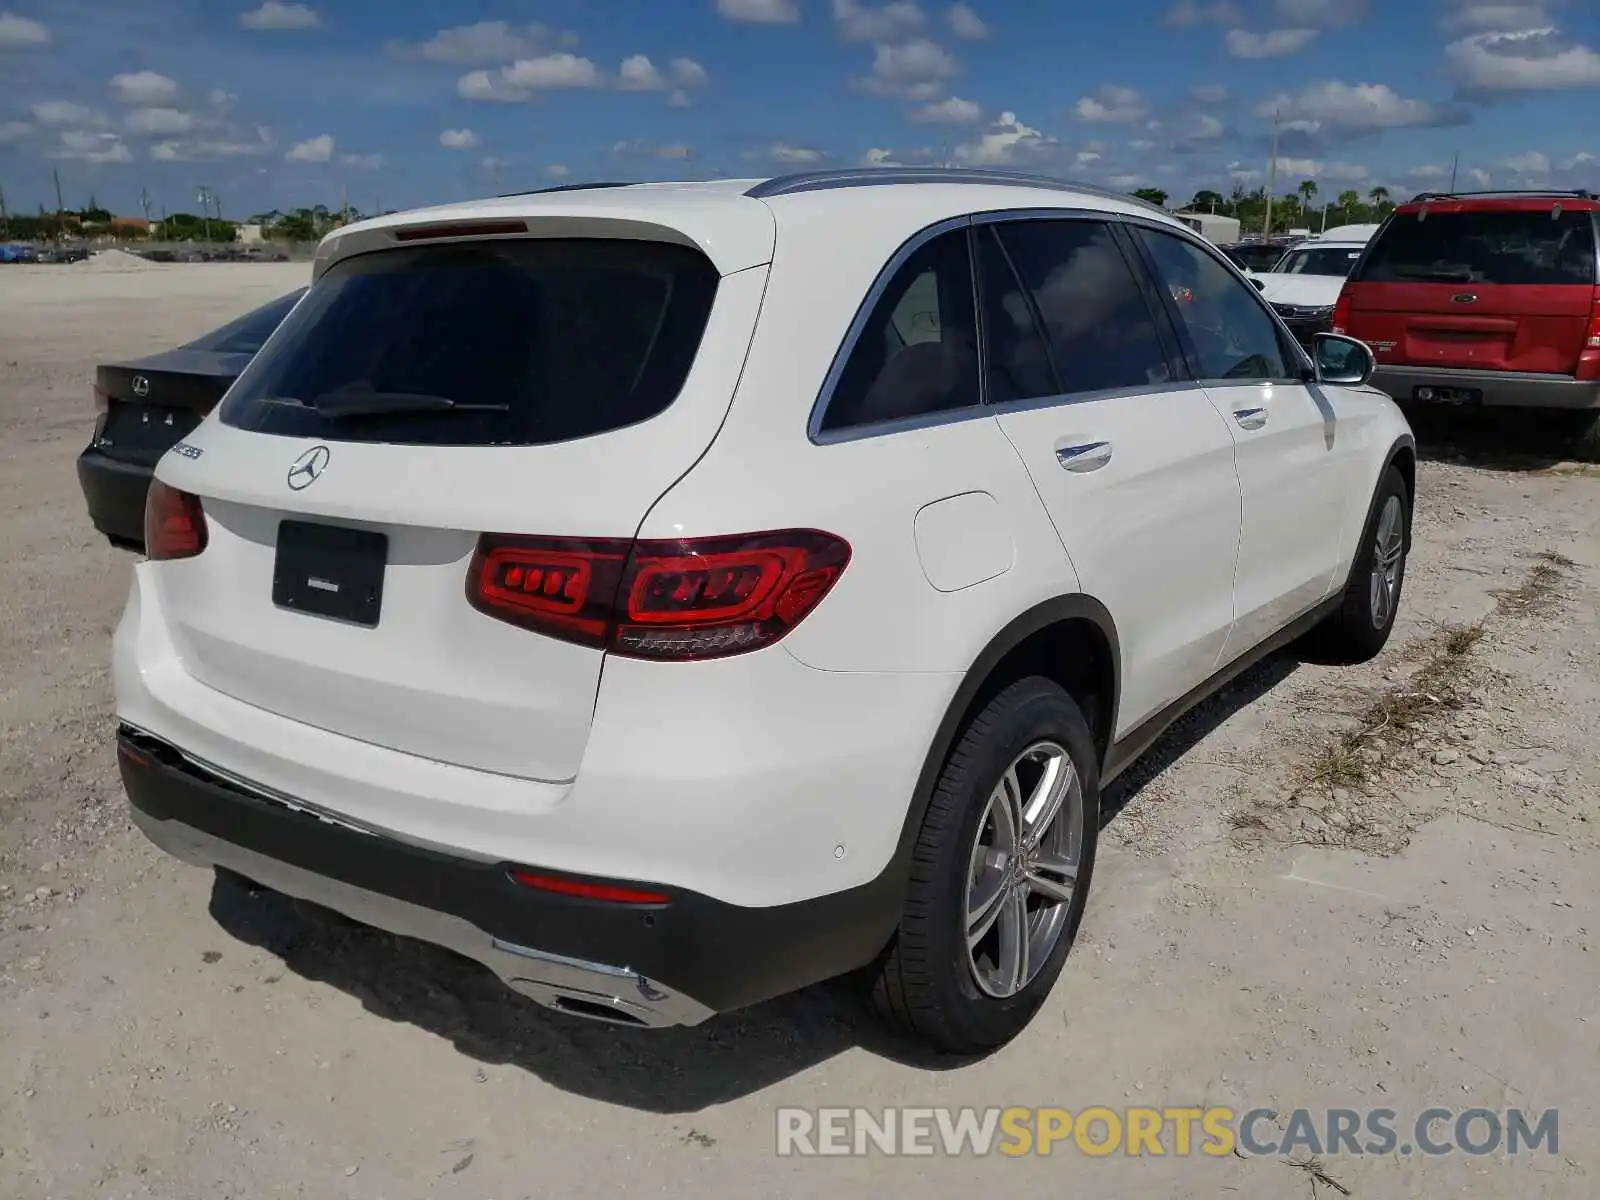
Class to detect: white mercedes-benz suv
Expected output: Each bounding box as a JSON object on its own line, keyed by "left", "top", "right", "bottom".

{"left": 116, "top": 169, "right": 1415, "bottom": 1053}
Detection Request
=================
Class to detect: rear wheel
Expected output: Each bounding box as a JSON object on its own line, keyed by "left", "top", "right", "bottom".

{"left": 1301, "top": 465, "right": 1410, "bottom": 664}
{"left": 871, "top": 677, "right": 1098, "bottom": 1054}
{"left": 1567, "top": 410, "right": 1600, "bottom": 463}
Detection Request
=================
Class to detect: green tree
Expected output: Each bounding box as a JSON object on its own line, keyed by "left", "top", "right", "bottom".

{"left": 1132, "top": 187, "right": 1169, "bottom": 207}
{"left": 1336, "top": 189, "right": 1362, "bottom": 222}
{"left": 1368, "top": 185, "right": 1391, "bottom": 213}
{"left": 1189, "top": 189, "right": 1225, "bottom": 212}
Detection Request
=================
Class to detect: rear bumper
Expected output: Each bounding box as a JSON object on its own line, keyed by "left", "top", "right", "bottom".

{"left": 119, "top": 725, "right": 904, "bottom": 1022}
{"left": 1371, "top": 365, "right": 1600, "bottom": 410}
{"left": 76, "top": 447, "right": 152, "bottom": 550}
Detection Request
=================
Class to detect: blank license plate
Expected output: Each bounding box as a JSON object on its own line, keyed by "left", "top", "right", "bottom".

{"left": 1413, "top": 385, "right": 1482, "bottom": 405}
{"left": 272, "top": 520, "right": 387, "bottom": 628}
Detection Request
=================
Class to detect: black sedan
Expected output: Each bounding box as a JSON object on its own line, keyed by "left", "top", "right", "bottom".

{"left": 77, "top": 288, "right": 306, "bottom": 551}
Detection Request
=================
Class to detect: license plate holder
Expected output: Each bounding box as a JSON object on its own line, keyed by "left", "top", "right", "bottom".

{"left": 1413, "top": 385, "right": 1482, "bottom": 405}
{"left": 272, "top": 520, "right": 388, "bottom": 628}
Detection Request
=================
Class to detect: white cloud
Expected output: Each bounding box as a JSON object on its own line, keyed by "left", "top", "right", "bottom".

{"left": 149, "top": 128, "right": 275, "bottom": 161}
{"left": 667, "top": 89, "right": 693, "bottom": 108}
{"left": 31, "top": 100, "right": 100, "bottom": 127}
{"left": 770, "top": 141, "right": 826, "bottom": 163}
{"left": 670, "top": 58, "right": 711, "bottom": 87}
{"left": 393, "top": 21, "right": 552, "bottom": 64}
{"left": 1191, "top": 113, "right": 1225, "bottom": 140}
{"left": 1275, "top": 0, "right": 1367, "bottom": 25}
{"left": 1270, "top": 157, "right": 1371, "bottom": 181}
{"left": 1075, "top": 84, "right": 1150, "bottom": 123}
{"left": 1075, "top": 150, "right": 1102, "bottom": 166}
{"left": 948, "top": 2, "right": 988, "bottom": 37}
{"left": 1447, "top": 28, "right": 1600, "bottom": 91}
{"left": 1564, "top": 151, "right": 1597, "bottom": 170}
{"left": 341, "top": 152, "right": 383, "bottom": 170}
{"left": 1226, "top": 27, "right": 1319, "bottom": 57}
{"left": 480, "top": 155, "right": 509, "bottom": 173}
{"left": 0, "top": 11, "right": 49, "bottom": 47}
{"left": 716, "top": 0, "right": 801, "bottom": 22}
{"left": 1162, "top": 0, "right": 1242, "bottom": 26}
{"left": 1502, "top": 150, "right": 1551, "bottom": 174}
{"left": 109, "top": 70, "right": 180, "bottom": 105}
{"left": 239, "top": 2, "right": 320, "bottom": 30}
{"left": 955, "top": 109, "right": 1056, "bottom": 165}
{"left": 1107, "top": 173, "right": 1144, "bottom": 189}
{"left": 1440, "top": 1, "right": 1555, "bottom": 31}
{"left": 833, "top": 0, "right": 925, "bottom": 42}
{"left": 1190, "top": 83, "right": 1230, "bottom": 104}
{"left": 911, "top": 94, "right": 981, "bottom": 123}
{"left": 459, "top": 53, "right": 603, "bottom": 101}
{"left": 546, "top": 163, "right": 570, "bottom": 178}
{"left": 439, "top": 128, "right": 479, "bottom": 149}
{"left": 1257, "top": 81, "right": 1450, "bottom": 133}
{"left": 207, "top": 88, "right": 238, "bottom": 108}
{"left": 286, "top": 133, "right": 334, "bottom": 162}
{"left": 50, "top": 130, "right": 132, "bottom": 164}
{"left": 618, "top": 54, "right": 666, "bottom": 90}
{"left": 125, "top": 107, "right": 197, "bottom": 135}
{"left": 858, "top": 37, "right": 962, "bottom": 97}
{"left": 0, "top": 119, "right": 33, "bottom": 142}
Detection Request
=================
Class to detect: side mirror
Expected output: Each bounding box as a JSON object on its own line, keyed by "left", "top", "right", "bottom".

{"left": 1251, "top": 277, "right": 1266, "bottom": 291}
{"left": 1311, "top": 332, "right": 1376, "bottom": 387}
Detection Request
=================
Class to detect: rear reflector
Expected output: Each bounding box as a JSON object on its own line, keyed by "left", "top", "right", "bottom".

{"left": 468, "top": 529, "right": 851, "bottom": 661}
{"left": 144, "top": 478, "right": 208, "bottom": 561}
{"left": 392, "top": 219, "right": 527, "bottom": 242}
{"left": 1331, "top": 286, "right": 1352, "bottom": 336}
{"left": 510, "top": 871, "right": 669, "bottom": 905}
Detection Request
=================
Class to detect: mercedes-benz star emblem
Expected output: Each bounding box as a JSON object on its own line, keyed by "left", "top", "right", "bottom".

{"left": 286, "top": 445, "right": 331, "bottom": 491}
{"left": 131, "top": 375, "right": 150, "bottom": 397}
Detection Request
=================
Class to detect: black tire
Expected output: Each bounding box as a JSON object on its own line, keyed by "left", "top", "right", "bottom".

{"left": 1301, "top": 464, "right": 1410, "bottom": 665}
{"left": 1567, "top": 410, "right": 1600, "bottom": 464}
{"left": 871, "top": 677, "right": 1099, "bottom": 1054}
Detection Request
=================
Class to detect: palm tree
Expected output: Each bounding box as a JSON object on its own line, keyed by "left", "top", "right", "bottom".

{"left": 1369, "top": 185, "right": 1391, "bottom": 213}
{"left": 1298, "top": 179, "right": 1318, "bottom": 208}
{"left": 1337, "top": 190, "right": 1361, "bottom": 221}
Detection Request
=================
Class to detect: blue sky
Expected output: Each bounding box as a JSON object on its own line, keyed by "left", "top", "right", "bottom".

{"left": 1, "top": 0, "right": 1597, "bottom": 218}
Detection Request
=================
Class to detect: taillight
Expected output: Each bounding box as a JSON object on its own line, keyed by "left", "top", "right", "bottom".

{"left": 467, "top": 529, "right": 851, "bottom": 661}
{"left": 144, "top": 478, "right": 208, "bottom": 560}
{"left": 510, "top": 871, "right": 669, "bottom": 905}
{"left": 1578, "top": 286, "right": 1600, "bottom": 381}
{"left": 1331, "top": 286, "right": 1352, "bottom": 335}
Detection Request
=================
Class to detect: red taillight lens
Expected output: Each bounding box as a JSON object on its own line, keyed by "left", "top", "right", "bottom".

{"left": 1578, "top": 286, "right": 1600, "bottom": 381}
{"left": 144, "top": 478, "right": 208, "bottom": 560}
{"left": 468, "top": 529, "right": 851, "bottom": 661}
{"left": 1331, "top": 286, "right": 1352, "bottom": 335}
{"left": 510, "top": 871, "right": 669, "bottom": 905}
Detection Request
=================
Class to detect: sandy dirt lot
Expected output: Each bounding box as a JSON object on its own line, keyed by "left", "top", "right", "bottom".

{"left": 1, "top": 262, "right": 1597, "bottom": 1199}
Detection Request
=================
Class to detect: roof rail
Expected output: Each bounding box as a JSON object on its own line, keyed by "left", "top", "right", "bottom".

{"left": 1408, "top": 188, "right": 1597, "bottom": 203}
{"left": 495, "top": 181, "right": 637, "bottom": 198}
{"left": 744, "top": 166, "right": 1172, "bottom": 216}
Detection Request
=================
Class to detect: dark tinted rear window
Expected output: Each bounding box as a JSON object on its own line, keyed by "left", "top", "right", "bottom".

{"left": 219, "top": 239, "right": 719, "bottom": 446}
{"left": 1357, "top": 209, "right": 1598, "bottom": 286}
{"left": 186, "top": 289, "right": 306, "bottom": 355}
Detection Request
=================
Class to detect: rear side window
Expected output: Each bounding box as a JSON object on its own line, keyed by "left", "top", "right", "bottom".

{"left": 1357, "top": 209, "right": 1598, "bottom": 286}
{"left": 186, "top": 289, "right": 306, "bottom": 355}
{"left": 1274, "top": 246, "right": 1363, "bottom": 277}
{"left": 994, "top": 220, "right": 1175, "bottom": 396}
{"left": 219, "top": 239, "right": 719, "bottom": 446}
{"left": 819, "top": 228, "right": 979, "bottom": 433}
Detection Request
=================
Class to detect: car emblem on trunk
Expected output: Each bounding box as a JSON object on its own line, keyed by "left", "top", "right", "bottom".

{"left": 131, "top": 375, "right": 150, "bottom": 397}
{"left": 1451, "top": 293, "right": 1478, "bottom": 305}
{"left": 287, "top": 444, "right": 331, "bottom": 490}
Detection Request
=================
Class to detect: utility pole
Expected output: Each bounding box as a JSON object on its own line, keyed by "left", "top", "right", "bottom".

{"left": 1449, "top": 149, "right": 1460, "bottom": 193}
{"left": 1262, "top": 110, "right": 1279, "bottom": 236}
{"left": 197, "top": 186, "right": 213, "bottom": 242}
{"left": 0, "top": 181, "right": 8, "bottom": 238}
{"left": 52, "top": 166, "right": 64, "bottom": 214}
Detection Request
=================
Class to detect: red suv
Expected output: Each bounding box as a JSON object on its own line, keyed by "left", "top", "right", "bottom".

{"left": 1334, "top": 190, "right": 1600, "bottom": 456}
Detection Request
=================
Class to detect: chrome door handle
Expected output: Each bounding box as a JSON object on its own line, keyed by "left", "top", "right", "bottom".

{"left": 1233, "top": 407, "right": 1268, "bottom": 430}
{"left": 1056, "top": 441, "right": 1113, "bottom": 472}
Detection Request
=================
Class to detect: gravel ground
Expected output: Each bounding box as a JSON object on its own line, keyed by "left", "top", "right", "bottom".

{"left": 2, "top": 264, "right": 1598, "bottom": 1199}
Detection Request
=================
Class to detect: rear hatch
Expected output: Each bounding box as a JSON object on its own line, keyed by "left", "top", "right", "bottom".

{"left": 93, "top": 289, "right": 306, "bottom": 466}
{"left": 1341, "top": 200, "right": 1599, "bottom": 374}
{"left": 149, "top": 223, "right": 765, "bottom": 783}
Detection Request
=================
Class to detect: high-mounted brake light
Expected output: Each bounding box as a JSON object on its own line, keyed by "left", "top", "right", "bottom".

{"left": 144, "top": 478, "right": 208, "bottom": 561}
{"left": 392, "top": 219, "right": 527, "bottom": 243}
{"left": 467, "top": 529, "right": 851, "bottom": 661}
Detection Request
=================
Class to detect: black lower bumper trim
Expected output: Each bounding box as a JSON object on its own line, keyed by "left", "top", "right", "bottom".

{"left": 117, "top": 727, "right": 903, "bottom": 1014}
{"left": 77, "top": 448, "right": 152, "bottom": 550}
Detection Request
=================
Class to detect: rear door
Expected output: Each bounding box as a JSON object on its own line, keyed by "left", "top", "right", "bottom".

{"left": 1343, "top": 203, "right": 1599, "bottom": 374}
{"left": 981, "top": 218, "right": 1243, "bottom": 736}
{"left": 151, "top": 232, "right": 764, "bottom": 783}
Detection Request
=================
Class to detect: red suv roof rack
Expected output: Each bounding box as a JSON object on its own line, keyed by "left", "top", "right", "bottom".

{"left": 1408, "top": 188, "right": 1597, "bottom": 203}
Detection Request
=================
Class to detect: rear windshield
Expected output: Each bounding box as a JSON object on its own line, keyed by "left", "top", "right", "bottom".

{"left": 218, "top": 238, "right": 719, "bottom": 446}
{"left": 186, "top": 289, "right": 307, "bottom": 355}
{"left": 1273, "top": 246, "right": 1364, "bottom": 277}
{"left": 1356, "top": 209, "right": 1598, "bottom": 286}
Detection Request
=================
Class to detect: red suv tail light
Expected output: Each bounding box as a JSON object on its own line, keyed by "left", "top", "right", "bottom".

{"left": 144, "top": 478, "right": 208, "bottom": 560}
{"left": 1578, "top": 286, "right": 1600, "bottom": 381}
{"left": 467, "top": 529, "right": 851, "bottom": 661}
{"left": 1331, "top": 285, "right": 1352, "bottom": 336}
